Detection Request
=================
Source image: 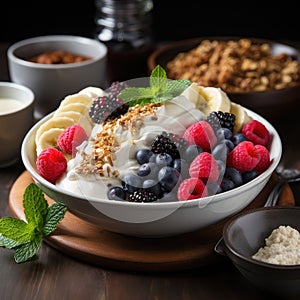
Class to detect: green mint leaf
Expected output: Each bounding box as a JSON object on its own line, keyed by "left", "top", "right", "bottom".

{"left": 150, "top": 65, "right": 167, "bottom": 96}
{"left": 43, "top": 202, "right": 67, "bottom": 236}
{"left": 166, "top": 79, "right": 192, "bottom": 97}
{"left": 0, "top": 234, "right": 23, "bottom": 249}
{"left": 119, "top": 65, "right": 191, "bottom": 107}
{"left": 0, "top": 217, "right": 34, "bottom": 243}
{"left": 14, "top": 234, "right": 43, "bottom": 263}
{"left": 23, "top": 183, "right": 48, "bottom": 230}
{"left": 119, "top": 87, "right": 154, "bottom": 106}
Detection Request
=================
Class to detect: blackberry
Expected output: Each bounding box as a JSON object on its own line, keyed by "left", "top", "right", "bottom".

{"left": 151, "top": 131, "right": 188, "bottom": 159}
{"left": 128, "top": 189, "right": 158, "bottom": 203}
{"left": 207, "top": 111, "right": 236, "bottom": 132}
{"left": 89, "top": 81, "right": 129, "bottom": 124}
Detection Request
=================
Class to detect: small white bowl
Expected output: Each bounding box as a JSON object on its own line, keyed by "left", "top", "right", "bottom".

{"left": 7, "top": 35, "right": 107, "bottom": 119}
{"left": 21, "top": 107, "right": 282, "bottom": 237}
{"left": 0, "top": 82, "right": 34, "bottom": 167}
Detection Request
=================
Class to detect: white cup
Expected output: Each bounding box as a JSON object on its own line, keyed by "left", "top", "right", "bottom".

{"left": 0, "top": 82, "right": 35, "bottom": 167}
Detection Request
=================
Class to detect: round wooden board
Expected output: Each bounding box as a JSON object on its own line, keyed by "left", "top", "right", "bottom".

{"left": 9, "top": 171, "right": 295, "bottom": 272}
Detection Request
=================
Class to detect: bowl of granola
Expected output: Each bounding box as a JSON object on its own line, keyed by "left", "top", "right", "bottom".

{"left": 148, "top": 37, "right": 300, "bottom": 120}
{"left": 21, "top": 75, "right": 282, "bottom": 238}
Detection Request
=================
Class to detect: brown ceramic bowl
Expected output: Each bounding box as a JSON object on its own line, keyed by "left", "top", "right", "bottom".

{"left": 215, "top": 206, "right": 300, "bottom": 296}
{"left": 147, "top": 37, "right": 300, "bottom": 121}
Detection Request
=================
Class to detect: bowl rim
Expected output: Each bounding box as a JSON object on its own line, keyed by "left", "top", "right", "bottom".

{"left": 223, "top": 206, "right": 300, "bottom": 269}
{"left": 21, "top": 104, "right": 282, "bottom": 209}
{"left": 7, "top": 35, "right": 108, "bottom": 69}
{"left": 147, "top": 35, "right": 300, "bottom": 95}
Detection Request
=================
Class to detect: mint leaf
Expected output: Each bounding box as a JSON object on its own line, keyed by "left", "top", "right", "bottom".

{"left": 119, "top": 65, "right": 191, "bottom": 107}
{"left": 0, "top": 183, "right": 67, "bottom": 263}
{"left": 14, "top": 234, "right": 43, "bottom": 263}
{"left": 43, "top": 202, "right": 67, "bottom": 236}
{"left": 0, "top": 234, "right": 23, "bottom": 249}
{"left": 0, "top": 218, "right": 34, "bottom": 243}
{"left": 23, "top": 183, "right": 48, "bottom": 230}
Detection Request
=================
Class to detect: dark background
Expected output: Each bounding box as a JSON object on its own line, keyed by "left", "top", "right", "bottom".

{"left": 1, "top": 0, "right": 299, "bottom": 44}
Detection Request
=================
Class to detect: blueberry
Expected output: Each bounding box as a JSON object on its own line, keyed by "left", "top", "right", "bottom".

{"left": 224, "top": 167, "right": 243, "bottom": 187}
{"left": 173, "top": 158, "right": 189, "bottom": 179}
{"left": 216, "top": 127, "right": 233, "bottom": 141}
{"left": 158, "top": 166, "right": 180, "bottom": 192}
{"left": 212, "top": 143, "right": 227, "bottom": 161}
{"left": 135, "top": 148, "right": 154, "bottom": 164}
{"left": 221, "top": 178, "right": 235, "bottom": 192}
{"left": 183, "top": 144, "right": 203, "bottom": 163}
{"left": 224, "top": 139, "right": 234, "bottom": 152}
{"left": 232, "top": 133, "right": 248, "bottom": 146}
{"left": 137, "top": 162, "right": 158, "bottom": 177}
{"left": 107, "top": 186, "right": 127, "bottom": 201}
{"left": 121, "top": 173, "right": 142, "bottom": 193}
{"left": 143, "top": 179, "right": 162, "bottom": 197}
{"left": 242, "top": 170, "right": 259, "bottom": 183}
{"left": 156, "top": 153, "right": 173, "bottom": 167}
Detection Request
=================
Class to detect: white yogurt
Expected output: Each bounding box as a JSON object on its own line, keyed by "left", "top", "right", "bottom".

{"left": 0, "top": 98, "right": 26, "bottom": 115}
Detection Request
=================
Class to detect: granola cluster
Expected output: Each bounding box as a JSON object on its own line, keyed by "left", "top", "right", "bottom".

{"left": 166, "top": 39, "right": 300, "bottom": 92}
{"left": 76, "top": 103, "right": 160, "bottom": 177}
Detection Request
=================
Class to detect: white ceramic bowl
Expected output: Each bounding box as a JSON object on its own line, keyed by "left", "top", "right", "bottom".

{"left": 0, "top": 82, "right": 34, "bottom": 167}
{"left": 21, "top": 107, "right": 282, "bottom": 237}
{"left": 7, "top": 35, "right": 107, "bottom": 119}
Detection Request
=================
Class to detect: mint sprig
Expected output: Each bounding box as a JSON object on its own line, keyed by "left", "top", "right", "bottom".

{"left": 119, "top": 65, "right": 191, "bottom": 107}
{"left": 0, "top": 183, "right": 67, "bottom": 263}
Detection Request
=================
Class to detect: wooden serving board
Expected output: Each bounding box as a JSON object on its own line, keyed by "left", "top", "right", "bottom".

{"left": 9, "top": 171, "right": 295, "bottom": 272}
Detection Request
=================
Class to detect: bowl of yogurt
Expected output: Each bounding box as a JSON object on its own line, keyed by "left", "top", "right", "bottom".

{"left": 21, "top": 78, "right": 282, "bottom": 237}
{"left": 0, "top": 81, "right": 34, "bottom": 167}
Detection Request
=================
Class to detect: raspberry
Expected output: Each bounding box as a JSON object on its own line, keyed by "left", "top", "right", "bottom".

{"left": 255, "top": 144, "right": 271, "bottom": 174}
{"left": 177, "top": 178, "right": 208, "bottom": 201}
{"left": 57, "top": 124, "right": 88, "bottom": 155}
{"left": 189, "top": 152, "right": 220, "bottom": 182}
{"left": 227, "top": 141, "right": 260, "bottom": 173}
{"left": 183, "top": 120, "right": 217, "bottom": 151}
{"left": 36, "top": 148, "right": 67, "bottom": 184}
{"left": 241, "top": 120, "right": 270, "bottom": 146}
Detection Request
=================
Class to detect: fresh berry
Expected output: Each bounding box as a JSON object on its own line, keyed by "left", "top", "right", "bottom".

{"left": 142, "top": 179, "right": 162, "bottom": 197}
{"left": 241, "top": 120, "right": 270, "bottom": 146}
{"left": 155, "top": 153, "right": 173, "bottom": 167}
{"left": 89, "top": 81, "right": 129, "bottom": 124}
{"left": 158, "top": 166, "right": 181, "bottom": 192}
{"left": 151, "top": 131, "right": 187, "bottom": 159}
{"left": 128, "top": 189, "right": 158, "bottom": 203}
{"left": 57, "top": 124, "right": 88, "bottom": 155}
{"left": 224, "top": 167, "right": 243, "bottom": 187}
{"left": 182, "top": 144, "right": 203, "bottom": 163}
{"left": 189, "top": 152, "right": 220, "bottom": 182}
{"left": 183, "top": 120, "right": 217, "bottom": 151}
{"left": 232, "top": 133, "right": 248, "bottom": 146}
{"left": 242, "top": 170, "right": 259, "bottom": 183}
{"left": 216, "top": 127, "right": 233, "bottom": 141}
{"left": 254, "top": 144, "right": 271, "bottom": 174}
{"left": 211, "top": 143, "right": 228, "bottom": 161}
{"left": 121, "top": 173, "right": 142, "bottom": 193}
{"left": 207, "top": 111, "right": 236, "bottom": 132}
{"left": 227, "top": 141, "right": 260, "bottom": 173}
{"left": 135, "top": 148, "right": 154, "bottom": 165}
{"left": 177, "top": 178, "right": 208, "bottom": 201}
{"left": 220, "top": 178, "right": 235, "bottom": 192}
{"left": 36, "top": 147, "right": 67, "bottom": 184}
{"left": 137, "top": 162, "right": 158, "bottom": 178}
{"left": 107, "top": 186, "right": 127, "bottom": 201}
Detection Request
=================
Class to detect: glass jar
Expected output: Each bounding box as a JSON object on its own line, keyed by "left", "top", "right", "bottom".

{"left": 94, "top": 0, "right": 154, "bottom": 85}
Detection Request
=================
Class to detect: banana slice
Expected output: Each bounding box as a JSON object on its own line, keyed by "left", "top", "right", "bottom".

{"left": 197, "top": 86, "right": 231, "bottom": 115}
{"left": 79, "top": 86, "right": 107, "bottom": 99}
{"left": 60, "top": 93, "right": 92, "bottom": 108}
{"left": 55, "top": 103, "right": 89, "bottom": 115}
{"left": 54, "top": 111, "right": 92, "bottom": 134}
{"left": 35, "top": 116, "right": 75, "bottom": 146}
{"left": 36, "top": 128, "right": 64, "bottom": 156}
{"left": 230, "top": 102, "right": 252, "bottom": 133}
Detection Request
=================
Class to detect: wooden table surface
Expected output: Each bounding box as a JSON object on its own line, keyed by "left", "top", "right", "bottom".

{"left": 1, "top": 41, "right": 300, "bottom": 300}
